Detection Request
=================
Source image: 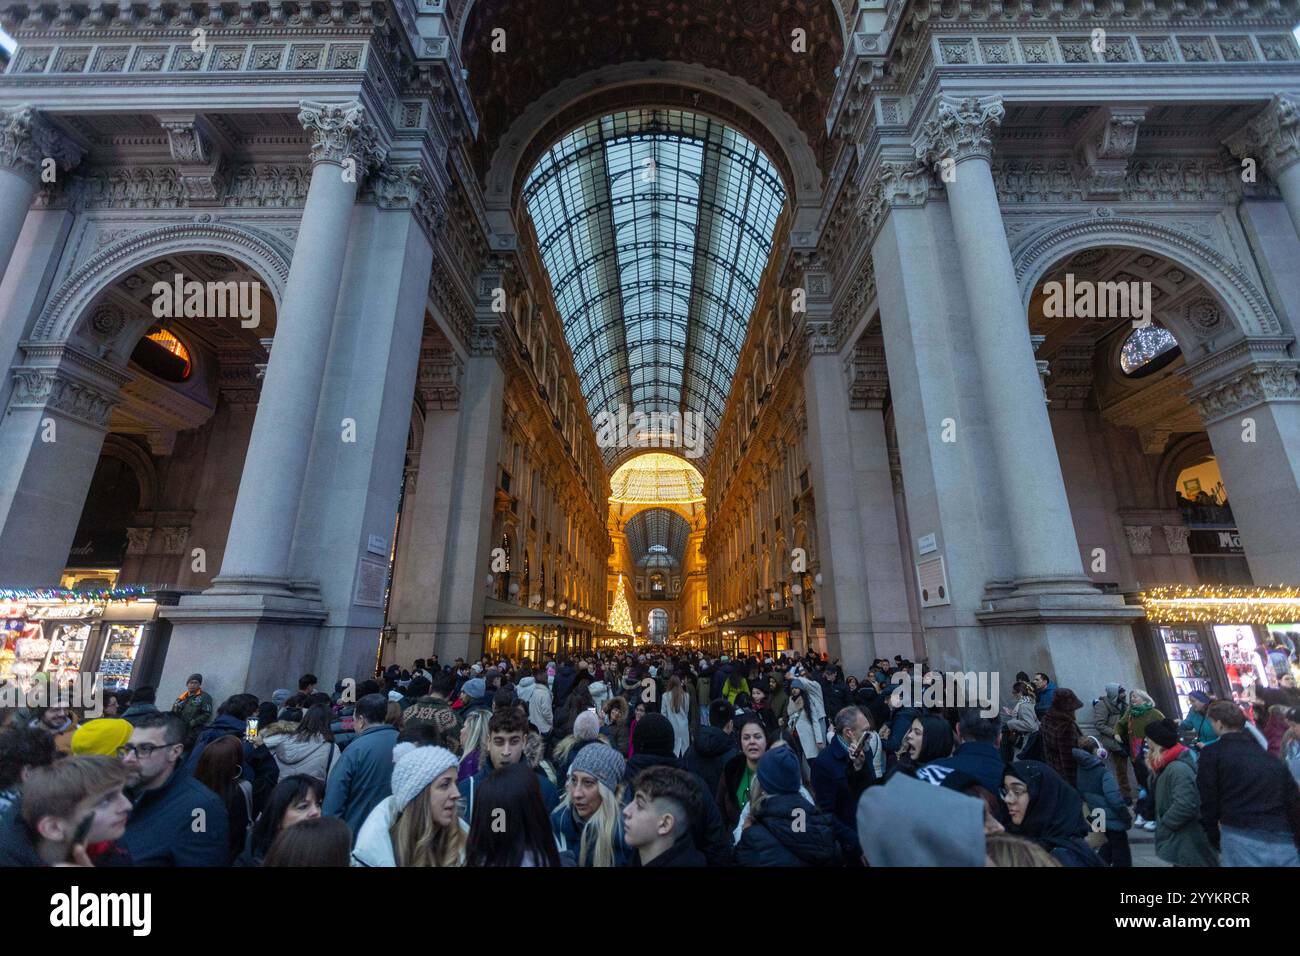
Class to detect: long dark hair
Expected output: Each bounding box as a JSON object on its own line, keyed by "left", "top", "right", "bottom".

{"left": 249, "top": 774, "right": 325, "bottom": 859}
{"left": 903, "top": 713, "right": 954, "bottom": 766}
{"left": 194, "top": 735, "right": 243, "bottom": 804}
{"left": 464, "top": 762, "right": 561, "bottom": 867}
{"left": 294, "top": 703, "right": 335, "bottom": 742}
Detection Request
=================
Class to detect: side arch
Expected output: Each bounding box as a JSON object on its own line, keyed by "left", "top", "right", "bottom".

{"left": 1011, "top": 216, "right": 1283, "bottom": 355}
{"left": 32, "top": 222, "right": 292, "bottom": 352}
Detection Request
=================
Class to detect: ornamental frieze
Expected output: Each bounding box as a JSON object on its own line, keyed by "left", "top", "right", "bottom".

{"left": 8, "top": 367, "right": 120, "bottom": 428}
{"left": 1188, "top": 362, "right": 1300, "bottom": 425}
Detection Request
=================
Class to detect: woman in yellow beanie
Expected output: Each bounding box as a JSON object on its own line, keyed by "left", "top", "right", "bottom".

{"left": 70, "top": 718, "right": 134, "bottom": 757}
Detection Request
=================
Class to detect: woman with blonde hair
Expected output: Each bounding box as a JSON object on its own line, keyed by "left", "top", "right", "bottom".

{"left": 550, "top": 742, "right": 629, "bottom": 867}
{"left": 985, "top": 833, "right": 1061, "bottom": 867}
{"left": 457, "top": 708, "right": 490, "bottom": 782}
{"left": 352, "top": 745, "right": 466, "bottom": 867}
{"left": 660, "top": 675, "right": 691, "bottom": 757}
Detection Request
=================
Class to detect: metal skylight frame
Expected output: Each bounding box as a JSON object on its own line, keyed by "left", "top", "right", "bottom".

{"left": 523, "top": 109, "right": 785, "bottom": 468}
{"left": 625, "top": 507, "right": 693, "bottom": 569}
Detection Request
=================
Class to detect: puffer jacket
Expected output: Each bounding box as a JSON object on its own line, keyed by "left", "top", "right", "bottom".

{"left": 1072, "top": 747, "right": 1131, "bottom": 832}
{"left": 263, "top": 732, "right": 340, "bottom": 782}
{"left": 1091, "top": 686, "right": 1127, "bottom": 753}
{"left": 734, "top": 792, "right": 838, "bottom": 867}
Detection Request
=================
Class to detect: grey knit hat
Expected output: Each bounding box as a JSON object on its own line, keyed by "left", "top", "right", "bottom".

{"left": 569, "top": 742, "right": 625, "bottom": 793}
{"left": 390, "top": 745, "right": 459, "bottom": 813}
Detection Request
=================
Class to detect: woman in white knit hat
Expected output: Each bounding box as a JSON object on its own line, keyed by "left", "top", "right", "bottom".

{"left": 351, "top": 745, "right": 466, "bottom": 867}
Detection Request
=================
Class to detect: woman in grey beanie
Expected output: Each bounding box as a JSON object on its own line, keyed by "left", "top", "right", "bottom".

{"left": 549, "top": 743, "right": 629, "bottom": 867}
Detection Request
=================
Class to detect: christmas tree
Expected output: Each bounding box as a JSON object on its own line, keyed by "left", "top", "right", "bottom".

{"left": 608, "top": 573, "right": 634, "bottom": 637}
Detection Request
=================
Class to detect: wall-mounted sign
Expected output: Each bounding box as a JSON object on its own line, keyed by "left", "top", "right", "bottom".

{"left": 917, "top": 533, "right": 937, "bottom": 556}
{"left": 366, "top": 534, "right": 388, "bottom": 556}
{"left": 916, "top": 556, "right": 950, "bottom": 608}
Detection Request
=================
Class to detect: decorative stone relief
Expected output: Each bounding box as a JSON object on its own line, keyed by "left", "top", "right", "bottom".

{"left": 848, "top": 342, "right": 888, "bottom": 409}
{"left": 1123, "top": 525, "right": 1153, "bottom": 555}
{"left": 0, "top": 105, "right": 83, "bottom": 181}
{"left": 1163, "top": 525, "right": 1192, "bottom": 555}
{"left": 1183, "top": 296, "right": 1225, "bottom": 337}
{"left": 298, "top": 99, "right": 385, "bottom": 175}
{"left": 8, "top": 368, "right": 119, "bottom": 428}
{"left": 417, "top": 345, "right": 463, "bottom": 411}
{"left": 159, "top": 526, "right": 191, "bottom": 555}
{"left": 369, "top": 163, "right": 445, "bottom": 243}
{"left": 125, "top": 527, "right": 153, "bottom": 556}
{"left": 1189, "top": 362, "right": 1300, "bottom": 425}
{"left": 914, "top": 94, "right": 1005, "bottom": 168}
{"left": 1077, "top": 108, "right": 1146, "bottom": 199}
{"left": 1223, "top": 94, "right": 1300, "bottom": 178}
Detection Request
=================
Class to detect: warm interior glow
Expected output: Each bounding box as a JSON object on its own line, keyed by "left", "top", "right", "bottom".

{"left": 609, "top": 452, "right": 705, "bottom": 504}
{"left": 146, "top": 328, "right": 192, "bottom": 378}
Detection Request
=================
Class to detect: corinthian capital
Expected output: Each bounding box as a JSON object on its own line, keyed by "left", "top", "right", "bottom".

{"left": 297, "top": 99, "right": 385, "bottom": 175}
{"left": 1223, "top": 94, "right": 1300, "bottom": 178}
{"left": 914, "top": 94, "right": 1005, "bottom": 169}
{"left": 0, "top": 106, "right": 83, "bottom": 182}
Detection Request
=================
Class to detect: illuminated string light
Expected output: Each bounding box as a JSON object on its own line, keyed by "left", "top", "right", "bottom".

{"left": 0, "top": 586, "right": 152, "bottom": 604}
{"left": 607, "top": 574, "right": 635, "bottom": 637}
{"left": 1137, "top": 584, "right": 1300, "bottom": 625}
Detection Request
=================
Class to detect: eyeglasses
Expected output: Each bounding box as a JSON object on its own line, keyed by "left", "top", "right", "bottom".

{"left": 116, "top": 742, "right": 174, "bottom": 758}
{"left": 999, "top": 785, "right": 1029, "bottom": 800}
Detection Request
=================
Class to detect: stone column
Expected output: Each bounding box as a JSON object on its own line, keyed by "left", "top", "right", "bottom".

{"left": 0, "top": 107, "right": 80, "bottom": 284}
{"left": 1187, "top": 346, "right": 1300, "bottom": 583}
{"left": 0, "top": 346, "right": 127, "bottom": 585}
{"left": 434, "top": 328, "right": 506, "bottom": 663}
{"left": 213, "top": 100, "right": 384, "bottom": 593}
{"left": 1225, "top": 94, "right": 1300, "bottom": 243}
{"left": 800, "top": 284, "right": 876, "bottom": 676}
{"left": 916, "top": 95, "right": 1092, "bottom": 593}
{"left": 381, "top": 342, "right": 464, "bottom": 667}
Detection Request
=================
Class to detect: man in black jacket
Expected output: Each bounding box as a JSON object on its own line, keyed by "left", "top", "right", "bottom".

{"left": 623, "top": 764, "right": 707, "bottom": 867}
{"left": 811, "top": 705, "right": 877, "bottom": 862}
{"left": 682, "top": 699, "right": 738, "bottom": 799}
{"left": 1197, "top": 700, "right": 1300, "bottom": 866}
{"left": 622, "top": 714, "right": 733, "bottom": 865}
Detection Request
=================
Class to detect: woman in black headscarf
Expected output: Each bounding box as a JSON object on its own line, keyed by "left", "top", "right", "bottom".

{"left": 1000, "top": 759, "right": 1103, "bottom": 867}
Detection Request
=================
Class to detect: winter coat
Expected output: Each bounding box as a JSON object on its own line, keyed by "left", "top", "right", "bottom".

{"left": 695, "top": 672, "right": 713, "bottom": 707}
{"left": 1197, "top": 730, "right": 1300, "bottom": 849}
{"left": 183, "top": 713, "right": 280, "bottom": 813}
{"left": 171, "top": 689, "right": 213, "bottom": 732}
{"left": 682, "top": 724, "right": 738, "bottom": 798}
{"left": 121, "top": 764, "right": 230, "bottom": 866}
{"left": 660, "top": 691, "right": 691, "bottom": 757}
{"left": 917, "top": 741, "right": 1005, "bottom": 795}
{"left": 1091, "top": 687, "right": 1126, "bottom": 753}
{"left": 734, "top": 792, "right": 839, "bottom": 867}
{"left": 716, "top": 753, "right": 755, "bottom": 831}
{"left": 810, "top": 734, "right": 876, "bottom": 859}
{"left": 1123, "top": 705, "right": 1166, "bottom": 761}
{"left": 263, "top": 732, "right": 340, "bottom": 783}
{"left": 1072, "top": 747, "right": 1131, "bottom": 832}
{"left": 549, "top": 802, "right": 630, "bottom": 867}
{"left": 1005, "top": 759, "right": 1102, "bottom": 868}
{"left": 635, "top": 835, "right": 707, "bottom": 867}
{"left": 528, "top": 683, "right": 554, "bottom": 735}
{"left": 1034, "top": 681, "right": 1057, "bottom": 717}
{"left": 459, "top": 761, "right": 559, "bottom": 824}
{"left": 350, "top": 795, "right": 469, "bottom": 867}
{"left": 553, "top": 665, "right": 577, "bottom": 709}
{"left": 606, "top": 718, "right": 631, "bottom": 758}
{"left": 1180, "top": 709, "right": 1219, "bottom": 748}
{"left": 789, "top": 677, "right": 827, "bottom": 757}
{"left": 1153, "top": 748, "right": 1219, "bottom": 866}
{"left": 121, "top": 701, "right": 159, "bottom": 724}
{"left": 1040, "top": 689, "right": 1085, "bottom": 787}
{"left": 322, "top": 723, "right": 399, "bottom": 840}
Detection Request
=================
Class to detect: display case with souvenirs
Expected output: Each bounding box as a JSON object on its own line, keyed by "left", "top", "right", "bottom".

{"left": 98, "top": 623, "right": 147, "bottom": 691}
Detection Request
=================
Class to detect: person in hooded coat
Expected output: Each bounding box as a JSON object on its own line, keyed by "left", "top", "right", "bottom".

{"left": 856, "top": 770, "right": 987, "bottom": 866}
{"left": 787, "top": 676, "right": 827, "bottom": 758}
{"left": 1091, "top": 683, "right": 1131, "bottom": 800}
{"left": 618, "top": 713, "right": 733, "bottom": 866}
{"left": 1002, "top": 759, "right": 1103, "bottom": 867}
{"left": 735, "top": 746, "right": 838, "bottom": 867}
{"left": 1039, "top": 688, "right": 1085, "bottom": 788}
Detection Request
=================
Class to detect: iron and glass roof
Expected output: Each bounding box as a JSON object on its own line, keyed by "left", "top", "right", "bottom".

{"left": 624, "top": 507, "right": 693, "bottom": 569}
{"left": 522, "top": 109, "right": 786, "bottom": 469}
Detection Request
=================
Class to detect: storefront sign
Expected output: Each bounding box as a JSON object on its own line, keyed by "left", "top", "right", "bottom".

{"left": 26, "top": 603, "right": 103, "bottom": 620}
{"left": 1188, "top": 529, "right": 1244, "bottom": 555}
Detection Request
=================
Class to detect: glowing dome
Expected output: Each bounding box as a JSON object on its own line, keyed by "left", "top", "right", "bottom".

{"left": 609, "top": 453, "right": 705, "bottom": 504}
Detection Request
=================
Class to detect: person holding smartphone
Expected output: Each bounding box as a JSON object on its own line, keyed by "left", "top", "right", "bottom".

{"left": 0, "top": 755, "right": 134, "bottom": 866}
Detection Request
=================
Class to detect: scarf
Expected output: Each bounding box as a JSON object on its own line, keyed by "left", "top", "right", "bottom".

{"left": 1148, "top": 742, "right": 1187, "bottom": 774}
{"left": 1128, "top": 701, "right": 1153, "bottom": 720}
{"left": 175, "top": 688, "right": 200, "bottom": 704}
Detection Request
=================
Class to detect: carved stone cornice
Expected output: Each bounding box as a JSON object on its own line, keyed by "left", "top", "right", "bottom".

{"left": 1187, "top": 360, "right": 1300, "bottom": 425}
{"left": 0, "top": 105, "right": 82, "bottom": 182}
{"left": 915, "top": 95, "right": 1005, "bottom": 169}
{"left": 1044, "top": 340, "right": 1095, "bottom": 409}
{"left": 468, "top": 322, "right": 503, "bottom": 358}
{"left": 848, "top": 341, "right": 889, "bottom": 409}
{"left": 8, "top": 363, "right": 122, "bottom": 429}
{"left": 1077, "top": 107, "right": 1146, "bottom": 199}
{"left": 1224, "top": 94, "right": 1300, "bottom": 179}
{"left": 417, "top": 344, "right": 462, "bottom": 410}
{"left": 159, "top": 113, "right": 227, "bottom": 206}
{"left": 217, "top": 352, "right": 262, "bottom": 410}
{"left": 297, "top": 99, "right": 384, "bottom": 175}
{"left": 369, "top": 162, "right": 445, "bottom": 243}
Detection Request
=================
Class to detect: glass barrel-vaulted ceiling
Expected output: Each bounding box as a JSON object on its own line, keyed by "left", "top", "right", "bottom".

{"left": 624, "top": 508, "right": 693, "bottom": 570}
{"left": 522, "top": 109, "right": 786, "bottom": 468}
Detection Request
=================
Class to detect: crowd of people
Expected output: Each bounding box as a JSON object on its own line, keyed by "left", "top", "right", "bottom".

{"left": 0, "top": 649, "right": 1297, "bottom": 868}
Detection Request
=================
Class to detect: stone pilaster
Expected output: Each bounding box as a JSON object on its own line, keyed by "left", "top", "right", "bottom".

{"left": 1224, "top": 94, "right": 1300, "bottom": 241}
{"left": 0, "top": 106, "right": 81, "bottom": 286}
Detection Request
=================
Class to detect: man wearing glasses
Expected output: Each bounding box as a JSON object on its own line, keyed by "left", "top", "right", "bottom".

{"left": 117, "top": 712, "right": 228, "bottom": 866}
